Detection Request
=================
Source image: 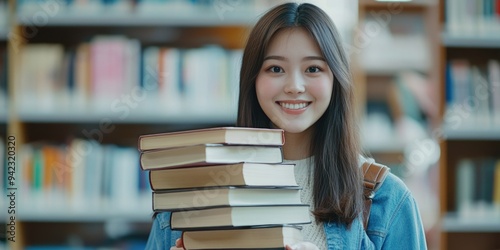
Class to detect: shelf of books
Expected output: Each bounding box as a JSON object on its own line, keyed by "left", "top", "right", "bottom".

{"left": 7, "top": 0, "right": 281, "bottom": 248}
{"left": 442, "top": 33, "right": 500, "bottom": 49}
{"left": 0, "top": 1, "right": 7, "bottom": 240}
{"left": 16, "top": 0, "right": 270, "bottom": 27}
{"left": 359, "top": 0, "right": 435, "bottom": 10}
{"left": 443, "top": 213, "right": 500, "bottom": 233}
{"left": 15, "top": 139, "right": 152, "bottom": 216}
{"left": 14, "top": 40, "right": 243, "bottom": 123}
{"left": 358, "top": 2, "right": 441, "bottom": 249}
{"left": 17, "top": 206, "right": 152, "bottom": 222}
{"left": 17, "top": 108, "right": 237, "bottom": 124}
{"left": 16, "top": 11, "right": 261, "bottom": 27}
{"left": 443, "top": 127, "right": 500, "bottom": 140}
{"left": 439, "top": 1, "right": 500, "bottom": 249}
{"left": 357, "top": 0, "right": 439, "bottom": 162}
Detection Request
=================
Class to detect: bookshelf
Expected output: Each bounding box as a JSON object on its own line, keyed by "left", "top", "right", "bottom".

{"left": 356, "top": 1, "right": 439, "bottom": 156}
{"left": 0, "top": 0, "right": 8, "bottom": 205}
{"left": 5, "top": 0, "right": 357, "bottom": 249}
{"left": 442, "top": 33, "right": 500, "bottom": 48}
{"left": 6, "top": 0, "right": 275, "bottom": 249}
{"left": 4, "top": 0, "right": 444, "bottom": 248}
{"left": 16, "top": 11, "right": 260, "bottom": 27}
{"left": 357, "top": 1, "right": 441, "bottom": 249}
{"left": 439, "top": 0, "right": 500, "bottom": 250}
{"left": 357, "top": 0, "right": 439, "bottom": 150}
{"left": 16, "top": 108, "right": 236, "bottom": 124}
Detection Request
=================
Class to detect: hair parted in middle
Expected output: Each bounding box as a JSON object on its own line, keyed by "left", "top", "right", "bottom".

{"left": 236, "top": 2, "right": 363, "bottom": 226}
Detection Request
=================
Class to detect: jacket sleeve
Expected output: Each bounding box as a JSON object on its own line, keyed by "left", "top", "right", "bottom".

{"left": 383, "top": 193, "right": 427, "bottom": 249}
{"left": 361, "top": 174, "right": 427, "bottom": 250}
{"left": 145, "top": 212, "right": 182, "bottom": 250}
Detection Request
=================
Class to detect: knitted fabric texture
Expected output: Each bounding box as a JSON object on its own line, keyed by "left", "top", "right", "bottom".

{"left": 285, "top": 157, "right": 327, "bottom": 249}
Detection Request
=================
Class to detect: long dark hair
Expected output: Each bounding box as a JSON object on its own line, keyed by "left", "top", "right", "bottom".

{"left": 236, "top": 2, "right": 363, "bottom": 226}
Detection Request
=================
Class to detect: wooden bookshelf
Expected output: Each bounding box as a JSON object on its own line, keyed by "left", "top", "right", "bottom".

{"left": 4, "top": 1, "right": 358, "bottom": 249}
{"left": 16, "top": 11, "right": 260, "bottom": 27}
{"left": 442, "top": 33, "right": 500, "bottom": 49}
{"left": 357, "top": 3, "right": 439, "bottom": 144}
{"left": 6, "top": 0, "right": 263, "bottom": 249}
{"left": 357, "top": 1, "right": 441, "bottom": 249}
{"left": 16, "top": 108, "right": 236, "bottom": 124}
{"left": 438, "top": 1, "right": 500, "bottom": 250}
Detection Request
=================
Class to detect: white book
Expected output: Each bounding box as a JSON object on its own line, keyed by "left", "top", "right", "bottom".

{"left": 171, "top": 205, "right": 310, "bottom": 230}
{"left": 456, "top": 159, "right": 476, "bottom": 218}
{"left": 488, "top": 60, "right": 500, "bottom": 126}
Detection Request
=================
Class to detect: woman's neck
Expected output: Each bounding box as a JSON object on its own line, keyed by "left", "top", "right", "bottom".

{"left": 283, "top": 127, "right": 313, "bottom": 160}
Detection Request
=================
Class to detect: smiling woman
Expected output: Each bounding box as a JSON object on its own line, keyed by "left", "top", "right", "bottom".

{"left": 256, "top": 27, "right": 334, "bottom": 135}
{"left": 145, "top": 2, "right": 428, "bottom": 250}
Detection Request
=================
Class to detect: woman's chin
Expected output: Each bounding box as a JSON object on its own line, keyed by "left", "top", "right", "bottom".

{"left": 280, "top": 125, "right": 311, "bottom": 134}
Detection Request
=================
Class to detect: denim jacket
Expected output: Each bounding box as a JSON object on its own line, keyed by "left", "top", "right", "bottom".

{"left": 144, "top": 173, "right": 427, "bottom": 250}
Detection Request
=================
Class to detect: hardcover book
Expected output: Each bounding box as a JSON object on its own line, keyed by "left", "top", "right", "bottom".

{"left": 153, "top": 186, "right": 301, "bottom": 211}
{"left": 170, "top": 205, "right": 310, "bottom": 230}
{"left": 140, "top": 144, "right": 283, "bottom": 170}
{"left": 182, "top": 226, "right": 303, "bottom": 250}
{"left": 148, "top": 162, "right": 297, "bottom": 190}
{"left": 138, "top": 127, "right": 284, "bottom": 151}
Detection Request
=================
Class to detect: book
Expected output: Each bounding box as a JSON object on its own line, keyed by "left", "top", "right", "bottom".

{"left": 182, "top": 226, "right": 303, "bottom": 250}
{"left": 153, "top": 186, "right": 301, "bottom": 211}
{"left": 170, "top": 205, "right": 310, "bottom": 230}
{"left": 138, "top": 127, "right": 284, "bottom": 151}
{"left": 493, "top": 160, "right": 500, "bottom": 205}
{"left": 149, "top": 162, "right": 297, "bottom": 190}
{"left": 139, "top": 144, "right": 283, "bottom": 170}
{"left": 489, "top": 60, "right": 500, "bottom": 126}
{"left": 456, "top": 159, "right": 475, "bottom": 216}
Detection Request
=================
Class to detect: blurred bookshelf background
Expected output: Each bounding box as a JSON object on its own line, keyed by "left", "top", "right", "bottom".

{"left": 0, "top": 0, "right": 499, "bottom": 249}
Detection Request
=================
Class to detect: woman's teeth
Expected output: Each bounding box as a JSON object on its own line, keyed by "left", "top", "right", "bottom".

{"left": 279, "top": 102, "right": 309, "bottom": 110}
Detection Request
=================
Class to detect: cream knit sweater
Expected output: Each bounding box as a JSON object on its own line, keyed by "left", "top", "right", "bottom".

{"left": 284, "top": 157, "right": 327, "bottom": 249}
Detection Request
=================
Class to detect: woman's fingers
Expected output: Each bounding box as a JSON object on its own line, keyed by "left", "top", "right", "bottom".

{"left": 175, "top": 238, "right": 184, "bottom": 247}
{"left": 169, "top": 238, "right": 184, "bottom": 249}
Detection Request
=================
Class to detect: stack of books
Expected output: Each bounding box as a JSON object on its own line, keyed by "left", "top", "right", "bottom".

{"left": 138, "top": 127, "right": 310, "bottom": 249}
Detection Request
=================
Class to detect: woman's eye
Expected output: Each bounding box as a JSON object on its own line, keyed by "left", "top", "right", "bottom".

{"left": 268, "top": 66, "right": 283, "bottom": 73}
{"left": 306, "top": 66, "right": 320, "bottom": 73}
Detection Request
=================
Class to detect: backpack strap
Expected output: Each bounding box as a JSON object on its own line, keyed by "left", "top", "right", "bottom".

{"left": 362, "top": 161, "right": 390, "bottom": 230}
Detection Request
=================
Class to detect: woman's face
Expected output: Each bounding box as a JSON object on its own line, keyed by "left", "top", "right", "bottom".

{"left": 256, "top": 28, "right": 334, "bottom": 134}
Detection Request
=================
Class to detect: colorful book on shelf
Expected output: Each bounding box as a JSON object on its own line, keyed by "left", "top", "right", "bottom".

{"left": 153, "top": 186, "right": 301, "bottom": 211}
{"left": 138, "top": 127, "right": 284, "bottom": 151}
{"left": 170, "top": 205, "right": 310, "bottom": 230}
{"left": 149, "top": 162, "right": 297, "bottom": 190}
{"left": 139, "top": 144, "right": 283, "bottom": 170}
{"left": 182, "top": 226, "right": 303, "bottom": 250}
{"left": 493, "top": 160, "right": 500, "bottom": 205}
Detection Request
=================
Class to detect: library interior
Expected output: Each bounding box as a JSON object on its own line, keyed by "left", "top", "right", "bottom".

{"left": 0, "top": 0, "right": 499, "bottom": 249}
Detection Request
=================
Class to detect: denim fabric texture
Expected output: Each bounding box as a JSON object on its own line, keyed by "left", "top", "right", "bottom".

{"left": 145, "top": 173, "right": 427, "bottom": 250}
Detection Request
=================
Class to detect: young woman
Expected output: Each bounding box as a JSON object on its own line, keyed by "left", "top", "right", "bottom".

{"left": 146, "top": 2, "right": 427, "bottom": 249}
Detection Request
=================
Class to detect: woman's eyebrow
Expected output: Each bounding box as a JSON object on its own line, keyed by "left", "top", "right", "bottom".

{"left": 263, "top": 55, "right": 326, "bottom": 62}
{"left": 263, "top": 55, "right": 287, "bottom": 61}
{"left": 303, "top": 56, "right": 326, "bottom": 61}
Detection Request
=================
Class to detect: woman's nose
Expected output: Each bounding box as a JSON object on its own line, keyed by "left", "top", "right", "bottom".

{"left": 284, "top": 72, "right": 306, "bottom": 94}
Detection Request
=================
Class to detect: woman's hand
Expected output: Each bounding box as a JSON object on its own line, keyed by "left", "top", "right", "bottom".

{"left": 285, "top": 242, "right": 319, "bottom": 250}
{"left": 170, "top": 238, "right": 184, "bottom": 250}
